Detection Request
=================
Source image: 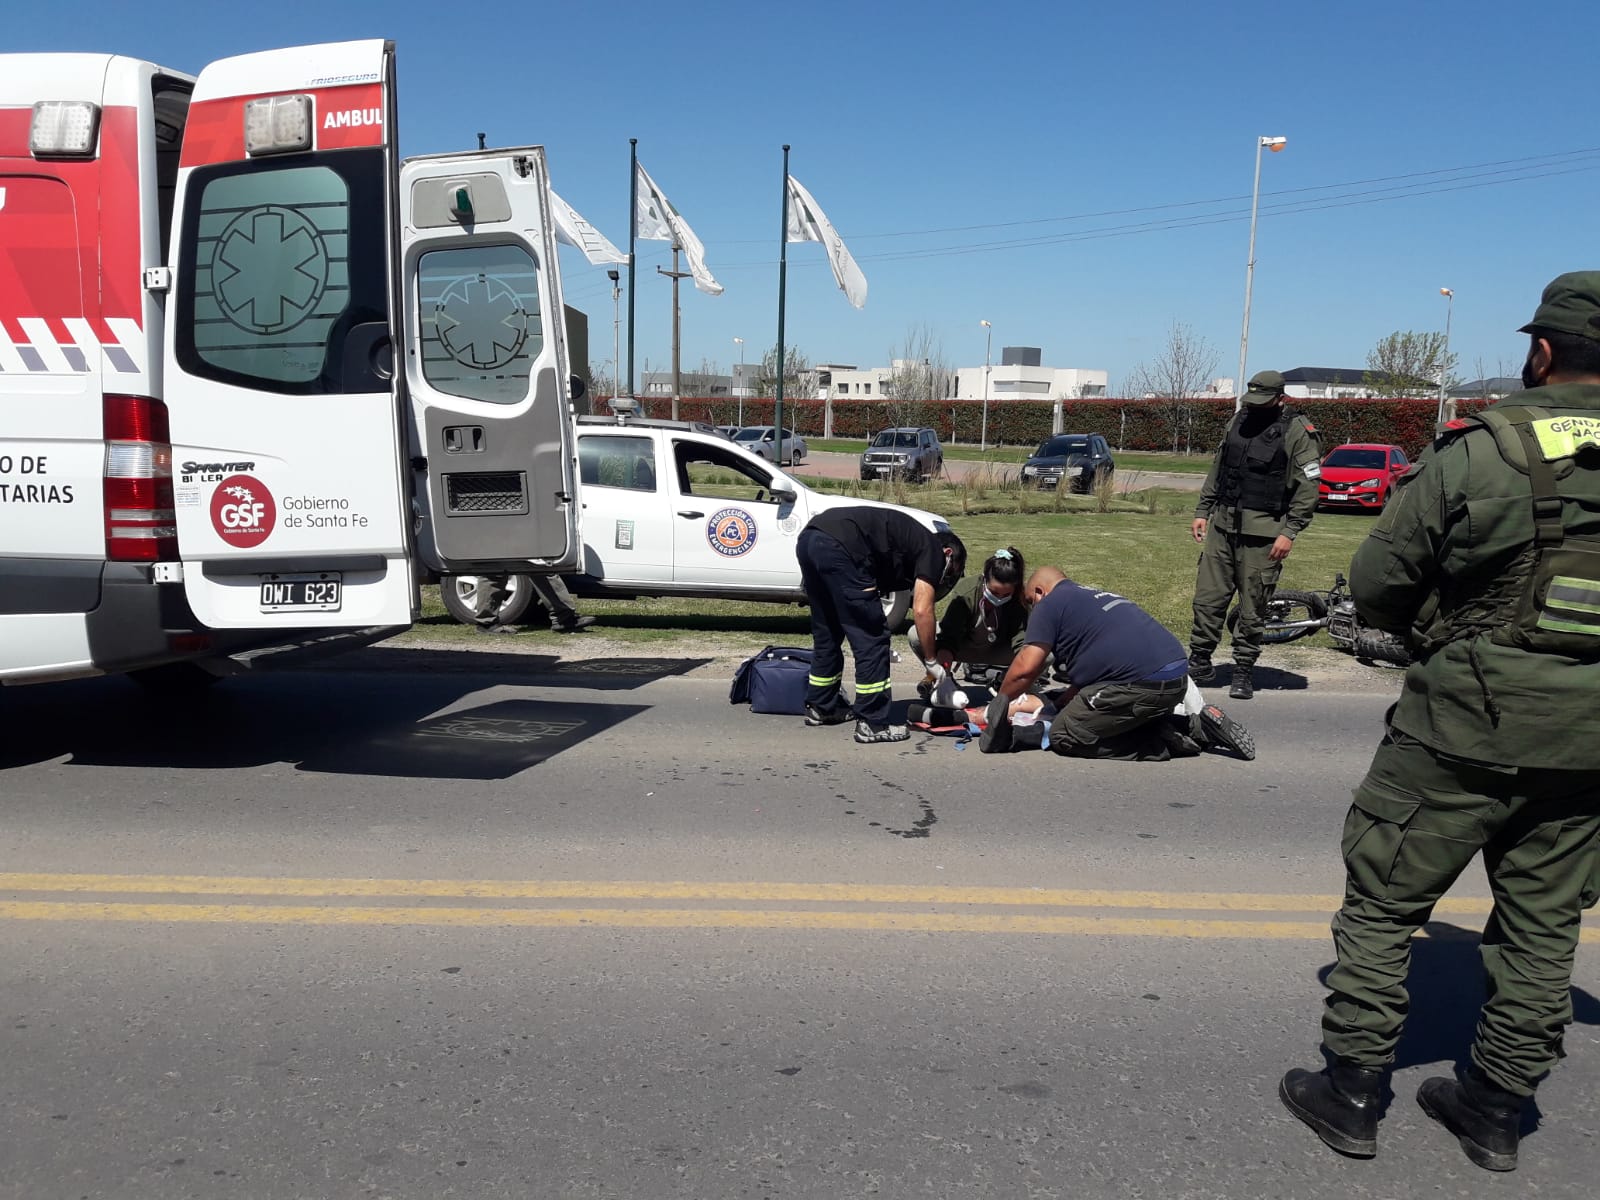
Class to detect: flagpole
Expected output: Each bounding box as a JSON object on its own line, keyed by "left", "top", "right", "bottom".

{"left": 775, "top": 145, "right": 790, "bottom": 466}
{"left": 627, "top": 137, "right": 638, "bottom": 399}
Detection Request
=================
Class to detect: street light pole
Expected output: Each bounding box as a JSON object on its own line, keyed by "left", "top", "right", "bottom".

{"left": 980, "top": 319, "right": 993, "bottom": 451}
{"left": 1236, "top": 135, "right": 1287, "bottom": 410}
{"left": 733, "top": 336, "right": 745, "bottom": 427}
{"left": 607, "top": 269, "right": 621, "bottom": 403}
{"left": 1437, "top": 287, "right": 1454, "bottom": 427}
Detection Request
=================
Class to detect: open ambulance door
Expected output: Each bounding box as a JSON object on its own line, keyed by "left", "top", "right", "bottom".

{"left": 398, "top": 148, "right": 580, "bottom": 576}
{"left": 164, "top": 40, "right": 415, "bottom": 629}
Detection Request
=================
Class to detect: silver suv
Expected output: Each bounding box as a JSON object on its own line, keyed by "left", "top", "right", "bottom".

{"left": 860, "top": 427, "right": 943, "bottom": 482}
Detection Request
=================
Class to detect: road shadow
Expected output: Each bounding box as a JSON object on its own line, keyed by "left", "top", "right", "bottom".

{"left": 1315, "top": 920, "right": 1600, "bottom": 1133}
{"left": 0, "top": 669, "right": 651, "bottom": 780}
{"left": 1219, "top": 661, "right": 1309, "bottom": 691}
{"left": 308, "top": 645, "right": 712, "bottom": 690}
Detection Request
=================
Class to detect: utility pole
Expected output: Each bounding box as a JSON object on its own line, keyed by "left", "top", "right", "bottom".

{"left": 657, "top": 243, "right": 689, "bottom": 421}
{"left": 607, "top": 269, "right": 622, "bottom": 401}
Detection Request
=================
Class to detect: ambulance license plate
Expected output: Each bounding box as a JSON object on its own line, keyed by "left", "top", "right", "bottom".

{"left": 259, "top": 573, "right": 343, "bottom": 613}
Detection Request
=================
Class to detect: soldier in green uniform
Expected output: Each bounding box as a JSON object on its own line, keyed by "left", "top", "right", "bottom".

{"left": 1187, "top": 370, "right": 1322, "bottom": 699}
{"left": 1279, "top": 272, "right": 1600, "bottom": 1172}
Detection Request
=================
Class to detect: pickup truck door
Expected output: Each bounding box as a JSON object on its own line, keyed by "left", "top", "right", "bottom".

{"left": 399, "top": 148, "right": 580, "bottom": 576}
{"left": 573, "top": 427, "right": 673, "bottom": 583}
{"left": 668, "top": 436, "right": 801, "bottom": 591}
{"left": 165, "top": 40, "right": 416, "bottom": 629}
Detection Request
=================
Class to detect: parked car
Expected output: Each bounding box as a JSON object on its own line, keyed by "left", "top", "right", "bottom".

{"left": 1020, "top": 433, "right": 1115, "bottom": 492}
{"left": 714, "top": 425, "right": 740, "bottom": 441}
{"left": 859, "top": 427, "right": 945, "bottom": 482}
{"left": 1318, "top": 443, "right": 1410, "bottom": 510}
{"left": 439, "top": 416, "right": 949, "bottom": 630}
{"left": 732, "top": 425, "right": 807, "bottom": 465}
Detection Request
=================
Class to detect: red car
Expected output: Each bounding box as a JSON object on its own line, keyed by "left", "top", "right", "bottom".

{"left": 1317, "top": 443, "right": 1410, "bottom": 510}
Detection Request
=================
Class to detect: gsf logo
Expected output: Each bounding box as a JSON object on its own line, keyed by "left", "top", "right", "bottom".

{"left": 209, "top": 474, "right": 277, "bottom": 549}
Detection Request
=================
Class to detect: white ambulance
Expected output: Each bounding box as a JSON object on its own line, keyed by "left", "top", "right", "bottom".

{"left": 0, "top": 40, "right": 583, "bottom": 686}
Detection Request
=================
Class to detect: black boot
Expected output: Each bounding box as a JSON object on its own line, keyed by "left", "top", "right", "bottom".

{"left": 1416, "top": 1068, "right": 1522, "bottom": 1172}
{"left": 1279, "top": 1060, "right": 1384, "bottom": 1158}
{"left": 1187, "top": 652, "right": 1215, "bottom": 685}
{"left": 1229, "top": 666, "right": 1254, "bottom": 700}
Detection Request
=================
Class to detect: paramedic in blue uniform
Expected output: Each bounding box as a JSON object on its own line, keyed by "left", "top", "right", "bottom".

{"left": 797, "top": 507, "right": 966, "bottom": 744}
{"left": 983, "top": 565, "right": 1252, "bottom": 759}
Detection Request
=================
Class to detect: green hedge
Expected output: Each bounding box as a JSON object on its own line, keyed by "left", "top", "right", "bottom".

{"left": 603, "top": 396, "right": 1489, "bottom": 458}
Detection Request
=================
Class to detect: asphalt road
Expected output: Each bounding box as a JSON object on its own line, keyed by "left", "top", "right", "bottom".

{"left": 2, "top": 658, "right": 1595, "bottom": 1198}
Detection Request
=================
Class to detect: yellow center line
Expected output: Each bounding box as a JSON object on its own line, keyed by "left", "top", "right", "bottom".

{"left": 0, "top": 873, "right": 1498, "bottom": 914}
{"left": 0, "top": 901, "right": 1591, "bottom": 941}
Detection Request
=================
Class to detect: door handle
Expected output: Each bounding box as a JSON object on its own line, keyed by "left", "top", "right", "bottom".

{"left": 677, "top": 510, "right": 705, "bottom": 519}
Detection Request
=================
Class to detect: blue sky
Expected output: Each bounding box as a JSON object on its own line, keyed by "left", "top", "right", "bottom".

{"left": 15, "top": 0, "right": 1599, "bottom": 387}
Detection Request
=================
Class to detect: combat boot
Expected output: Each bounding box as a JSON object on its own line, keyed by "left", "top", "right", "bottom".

{"left": 1187, "top": 652, "right": 1215, "bottom": 685}
{"left": 1229, "top": 666, "right": 1254, "bottom": 700}
{"left": 1279, "top": 1060, "right": 1385, "bottom": 1158}
{"left": 1416, "top": 1068, "right": 1522, "bottom": 1172}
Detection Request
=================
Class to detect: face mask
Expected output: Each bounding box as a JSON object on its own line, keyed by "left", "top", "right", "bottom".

{"left": 982, "top": 586, "right": 1012, "bottom": 607}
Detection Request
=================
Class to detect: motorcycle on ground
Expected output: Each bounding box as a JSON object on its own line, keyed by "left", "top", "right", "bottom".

{"left": 1233, "top": 573, "right": 1413, "bottom": 666}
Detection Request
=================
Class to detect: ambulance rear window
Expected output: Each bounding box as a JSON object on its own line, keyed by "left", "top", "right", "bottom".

{"left": 174, "top": 149, "right": 387, "bottom": 394}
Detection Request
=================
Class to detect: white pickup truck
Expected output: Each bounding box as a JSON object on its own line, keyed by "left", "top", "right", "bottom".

{"left": 440, "top": 414, "right": 951, "bottom": 629}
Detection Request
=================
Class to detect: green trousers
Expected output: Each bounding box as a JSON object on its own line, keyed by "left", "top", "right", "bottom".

{"left": 1188, "top": 527, "right": 1281, "bottom": 669}
{"left": 1321, "top": 723, "right": 1600, "bottom": 1096}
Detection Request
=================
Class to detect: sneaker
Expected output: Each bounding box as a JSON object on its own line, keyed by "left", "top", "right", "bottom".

{"left": 552, "top": 615, "right": 596, "bottom": 633}
{"left": 805, "top": 701, "right": 853, "bottom": 727}
{"left": 1198, "top": 704, "right": 1255, "bottom": 761}
{"left": 854, "top": 720, "right": 910, "bottom": 744}
{"left": 1228, "top": 666, "right": 1254, "bottom": 700}
{"left": 1188, "top": 653, "right": 1215, "bottom": 685}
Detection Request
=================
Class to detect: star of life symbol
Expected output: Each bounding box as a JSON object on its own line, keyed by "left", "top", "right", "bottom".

{"left": 435, "top": 274, "right": 529, "bottom": 370}
{"left": 213, "top": 206, "right": 329, "bottom": 335}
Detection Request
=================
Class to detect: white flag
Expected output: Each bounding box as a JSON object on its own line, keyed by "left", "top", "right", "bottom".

{"left": 550, "top": 189, "right": 627, "bottom": 266}
{"left": 634, "top": 162, "right": 724, "bottom": 296}
{"left": 785, "top": 174, "right": 867, "bottom": 309}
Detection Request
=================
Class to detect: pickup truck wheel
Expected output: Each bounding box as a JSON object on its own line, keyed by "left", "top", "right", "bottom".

{"left": 440, "top": 574, "right": 537, "bottom": 627}
{"left": 880, "top": 589, "right": 911, "bottom": 632}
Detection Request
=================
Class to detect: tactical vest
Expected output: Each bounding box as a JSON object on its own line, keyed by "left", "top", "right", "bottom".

{"left": 1418, "top": 404, "right": 1600, "bottom": 661}
{"left": 1216, "top": 406, "right": 1294, "bottom": 517}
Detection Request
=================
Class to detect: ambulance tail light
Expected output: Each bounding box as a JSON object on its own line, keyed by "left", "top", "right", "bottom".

{"left": 103, "top": 395, "right": 177, "bottom": 563}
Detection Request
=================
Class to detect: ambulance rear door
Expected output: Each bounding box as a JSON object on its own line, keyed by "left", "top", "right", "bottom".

{"left": 164, "top": 40, "right": 414, "bottom": 629}
{"left": 399, "top": 148, "right": 580, "bottom": 575}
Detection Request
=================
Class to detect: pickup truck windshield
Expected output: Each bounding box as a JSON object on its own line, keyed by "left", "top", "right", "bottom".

{"left": 1036, "top": 437, "right": 1089, "bottom": 456}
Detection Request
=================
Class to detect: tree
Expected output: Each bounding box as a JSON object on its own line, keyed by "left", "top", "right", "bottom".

{"left": 679, "top": 357, "right": 724, "bottom": 397}
{"left": 882, "top": 324, "right": 951, "bottom": 430}
{"left": 758, "top": 344, "right": 814, "bottom": 400}
{"left": 1124, "top": 322, "right": 1219, "bottom": 453}
{"left": 1364, "top": 330, "right": 1458, "bottom": 397}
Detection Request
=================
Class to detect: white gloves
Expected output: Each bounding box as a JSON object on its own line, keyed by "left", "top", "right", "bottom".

{"left": 925, "top": 661, "right": 969, "bottom": 709}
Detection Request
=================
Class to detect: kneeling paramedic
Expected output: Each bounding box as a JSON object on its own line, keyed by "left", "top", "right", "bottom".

{"left": 910, "top": 546, "right": 1029, "bottom": 697}
{"left": 797, "top": 507, "right": 966, "bottom": 744}
{"left": 983, "top": 566, "right": 1252, "bottom": 760}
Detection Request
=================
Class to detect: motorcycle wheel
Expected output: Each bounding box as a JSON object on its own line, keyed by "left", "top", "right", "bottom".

{"left": 1353, "top": 626, "right": 1412, "bottom": 667}
{"left": 1245, "top": 589, "right": 1329, "bottom": 644}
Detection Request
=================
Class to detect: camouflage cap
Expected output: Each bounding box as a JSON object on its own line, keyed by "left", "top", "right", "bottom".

{"left": 1242, "top": 369, "right": 1286, "bottom": 406}
{"left": 1519, "top": 271, "right": 1600, "bottom": 341}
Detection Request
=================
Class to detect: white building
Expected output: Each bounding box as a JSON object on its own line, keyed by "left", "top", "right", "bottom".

{"left": 817, "top": 349, "right": 1107, "bottom": 402}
